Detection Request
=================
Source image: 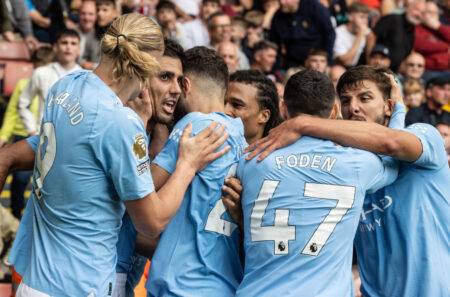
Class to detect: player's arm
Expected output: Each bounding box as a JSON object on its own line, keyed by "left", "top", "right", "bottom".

{"left": 247, "top": 115, "right": 422, "bottom": 162}
{"left": 0, "top": 139, "right": 36, "bottom": 191}
{"left": 126, "top": 123, "right": 230, "bottom": 239}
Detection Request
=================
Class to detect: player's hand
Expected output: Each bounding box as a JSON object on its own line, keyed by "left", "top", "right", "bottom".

{"left": 222, "top": 177, "right": 243, "bottom": 229}
{"left": 127, "top": 89, "right": 154, "bottom": 128}
{"left": 245, "top": 118, "right": 302, "bottom": 161}
{"left": 386, "top": 73, "right": 404, "bottom": 105}
{"left": 178, "top": 122, "right": 230, "bottom": 172}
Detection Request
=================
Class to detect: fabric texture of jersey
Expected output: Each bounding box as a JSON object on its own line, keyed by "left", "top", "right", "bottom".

{"left": 146, "top": 112, "right": 247, "bottom": 297}
{"left": 356, "top": 122, "right": 450, "bottom": 297}
{"left": 236, "top": 136, "right": 398, "bottom": 297}
{"left": 14, "top": 71, "right": 155, "bottom": 297}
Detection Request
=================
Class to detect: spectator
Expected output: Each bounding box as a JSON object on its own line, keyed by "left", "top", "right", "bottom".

{"left": 208, "top": 12, "right": 250, "bottom": 70}
{"left": 367, "top": 0, "right": 425, "bottom": 71}
{"left": 406, "top": 76, "right": 450, "bottom": 126}
{"left": 0, "top": 46, "right": 54, "bottom": 219}
{"left": 269, "top": 0, "right": 335, "bottom": 68}
{"left": 398, "top": 51, "right": 426, "bottom": 84}
{"left": 172, "top": 0, "right": 202, "bottom": 17}
{"left": 436, "top": 122, "right": 450, "bottom": 166}
{"left": 96, "top": 0, "right": 118, "bottom": 40}
{"left": 1, "top": 0, "right": 39, "bottom": 50}
{"left": 251, "top": 40, "right": 277, "bottom": 75}
{"left": 403, "top": 78, "right": 425, "bottom": 109}
{"left": 368, "top": 44, "right": 392, "bottom": 69}
{"left": 77, "top": 0, "right": 100, "bottom": 70}
{"left": 329, "top": 63, "right": 346, "bottom": 89}
{"left": 441, "top": 0, "right": 450, "bottom": 25}
{"left": 242, "top": 10, "right": 265, "bottom": 60}
{"left": 334, "top": 2, "right": 371, "bottom": 67}
{"left": 156, "top": 0, "right": 183, "bottom": 40}
{"left": 261, "top": 0, "right": 280, "bottom": 30}
{"left": 413, "top": 1, "right": 450, "bottom": 73}
{"left": 25, "top": 0, "right": 75, "bottom": 43}
{"left": 18, "top": 29, "right": 82, "bottom": 135}
{"left": 217, "top": 41, "right": 240, "bottom": 74}
{"left": 178, "top": 0, "right": 220, "bottom": 49}
{"left": 230, "top": 16, "right": 247, "bottom": 45}
{"left": 305, "top": 49, "right": 328, "bottom": 74}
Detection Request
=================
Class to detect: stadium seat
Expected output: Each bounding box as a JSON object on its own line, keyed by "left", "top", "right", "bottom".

{"left": 0, "top": 42, "right": 30, "bottom": 61}
{"left": 0, "top": 41, "right": 33, "bottom": 97}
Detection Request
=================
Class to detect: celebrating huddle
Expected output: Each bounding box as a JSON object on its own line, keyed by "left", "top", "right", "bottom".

{"left": 0, "top": 13, "right": 448, "bottom": 297}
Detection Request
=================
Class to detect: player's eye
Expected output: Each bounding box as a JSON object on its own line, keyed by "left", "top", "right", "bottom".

{"left": 160, "top": 74, "right": 170, "bottom": 81}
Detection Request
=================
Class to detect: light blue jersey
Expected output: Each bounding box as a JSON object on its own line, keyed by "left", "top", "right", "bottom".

{"left": 146, "top": 112, "right": 247, "bottom": 297}
{"left": 14, "top": 71, "right": 155, "bottom": 296}
{"left": 236, "top": 136, "right": 398, "bottom": 297}
{"left": 355, "top": 123, "right": 450, "bottom": 297}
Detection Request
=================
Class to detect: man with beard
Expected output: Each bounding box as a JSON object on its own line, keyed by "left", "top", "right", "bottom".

{"left": 145, "top": 47, "right": 247, "bottom": 297}
{"left": 245, "top": 65, "right": 450, "bottom": 297}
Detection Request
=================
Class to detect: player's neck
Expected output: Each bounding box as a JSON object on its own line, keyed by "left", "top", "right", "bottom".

{"left": 189, "top": 89, "right": 225, "bottom": 114}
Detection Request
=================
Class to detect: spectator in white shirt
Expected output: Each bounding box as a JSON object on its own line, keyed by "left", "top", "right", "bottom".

{"left": 334, "top": 3, "right": 371, "bottom": 67}
{"left": 18, "top": 29, "right": 82, "bottom": 135}
{"left": 178, "top": 0, "right": 220, "bottom": 49}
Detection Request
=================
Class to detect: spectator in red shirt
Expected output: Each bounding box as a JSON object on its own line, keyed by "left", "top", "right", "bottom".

{"left": 414, "top": 1, "right": 450, "bottom": 72}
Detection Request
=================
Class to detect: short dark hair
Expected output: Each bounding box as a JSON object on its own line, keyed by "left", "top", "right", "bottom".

{"left": 348, "top": 2, "right": 370, "bottom": 14}
{"left": 183, "top": 46, "right": 229, "bottom": 91}
{"left": 56, "top": 28, "right": 80, "bottom": 42}
{"left": 337, "top": 65, "right": 392, "bottom": 100}
{"left": 163, "top": 38, "right": 184, "bottom": 62}
{"left": 307, "top": 49, "right": 328, "bottom": 58}
{"left": 156, "top": 0, "right": 175, "bottom": 12}
{"left": 96, "top": 0, "right": 115, "bottom": 7}
{"left": 207, "top": 12, "right": 229, "bottom": 28}
{"left": 31, "top": 46, "right": 55, "bottom": 67}
{"left": 230, "top": 70, "right": 282, "bottom": 136}
{"left": 284, "top": 70, "right": 336, "bottom": 118}
{"left": 253, "top": 40, "right": 278, "bottom": 53}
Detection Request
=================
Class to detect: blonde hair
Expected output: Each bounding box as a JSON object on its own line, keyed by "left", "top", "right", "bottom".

{"left": 403, "top": 78, "right": 425, "bottom": 96}
{"left": 100, "top": 13, "right": 164, "bottom": 86}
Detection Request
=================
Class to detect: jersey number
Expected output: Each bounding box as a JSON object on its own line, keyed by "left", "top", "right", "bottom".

{"left": 251, "top": 180, "right": 355, "bottom": 256}
{"left": 34, "top": 122, "right": 57, "bottom": 199}
{"left": 204, "top": 164, "right": 238, "bottom": 236}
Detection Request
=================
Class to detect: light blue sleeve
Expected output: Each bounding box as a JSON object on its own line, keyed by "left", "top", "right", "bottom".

{"left": 360, "top": 152, "right": 399, "bottom": 194}
{"left": 96, "top": 112, "right": 154, "bottom": 201}
{"left": 24, "top": 0, "right": 35, "bottom": 11}
{"left": 405, "top": 123, "right": 447, "bottom": 170}
{"left": 153, "top": 115, "right": 216, "bottom": 174}
{"left": 26, "top": 135, "right": 39, "bottom": 152}
{"left": 388, "top": 103, "right": 406, "bottom": 129}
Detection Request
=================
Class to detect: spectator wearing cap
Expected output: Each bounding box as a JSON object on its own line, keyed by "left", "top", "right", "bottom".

{"left": 305, "top": 49, "right": 328, "bottom": 74}
{"left": 251, "top": 40, "right": 277, "bottom": 75}
{"left": 406, "top": 76, "right": 450, "bottom": 126}
{"left": 208, "top": 12, "right": 250, "bottom": 70}
{"left": 269, "top": 0, "right": 335, "bottom": 68}
{"left": 368, "top": 44, "right": 391, "bottom": 69}
{"left": 333, "top": 3, "right": 371, "bottom": 67}
{"left": 366, "top": 0, "right": 425, "bottom": 72}
{"left": 178, "top": 0, "right": 220, "bottom": 49}
{"left": 413, "top": 1, "right": 450, "bottom": 73}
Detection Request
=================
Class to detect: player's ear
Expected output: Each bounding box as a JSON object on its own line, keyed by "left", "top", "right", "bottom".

{"left": 385, "top": 98, "right": 395, "bottom": 118}
{"left": 329, "top": 98, "right": 342, "bottom": 120}
{"left": 280, "top": 99, "right": 289, "bottom": 120}
{"left": 182, "top": 76, "right": 192, "bottom": 95}
{"left": 258, "top": 109, "right": 270, "bottom": 125}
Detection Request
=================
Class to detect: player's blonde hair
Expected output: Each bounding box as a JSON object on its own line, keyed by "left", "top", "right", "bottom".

{"left": 100, "top": 13, "right": 164, "bottom": 87}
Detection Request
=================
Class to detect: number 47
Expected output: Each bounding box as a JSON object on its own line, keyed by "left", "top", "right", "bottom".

{"left": 251, "top": 181, "right": 355, "bottom": 256}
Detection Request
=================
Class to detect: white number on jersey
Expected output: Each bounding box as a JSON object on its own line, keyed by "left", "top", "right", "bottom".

{"left": 204, "top": 163, "right": 238, "bottom": 236}
{"left": 250, "top": 181, "right": 355, "bottom": 256}
{"left": 34, "top": 122, "right": 57, "bottom": 199}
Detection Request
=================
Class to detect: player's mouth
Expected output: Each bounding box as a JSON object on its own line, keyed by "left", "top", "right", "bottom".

{"left": 162, "top": 99, "right": 177, "bottom": 114}
{"left": 350, "top": 116, "right": 366, "bottom": 121}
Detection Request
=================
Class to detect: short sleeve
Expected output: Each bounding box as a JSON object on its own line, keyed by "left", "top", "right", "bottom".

{"left": 359, "top": 152, "right": 399, "bottom": 194}
{"left": 404, "top": 123, "right": 447, "bottom": 170}
{"left": 95, "top": 112, "right": 154, "bottom": 201}
{"left": 388, "top": 103, "right": 406, "bottom": 129}
{"left": 26, "top": 135, "right": 40, "bottom": 152}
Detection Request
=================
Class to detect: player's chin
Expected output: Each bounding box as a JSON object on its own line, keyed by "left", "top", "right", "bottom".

{"left": 155, "top": 113, "right": 173, "bottom": 125}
